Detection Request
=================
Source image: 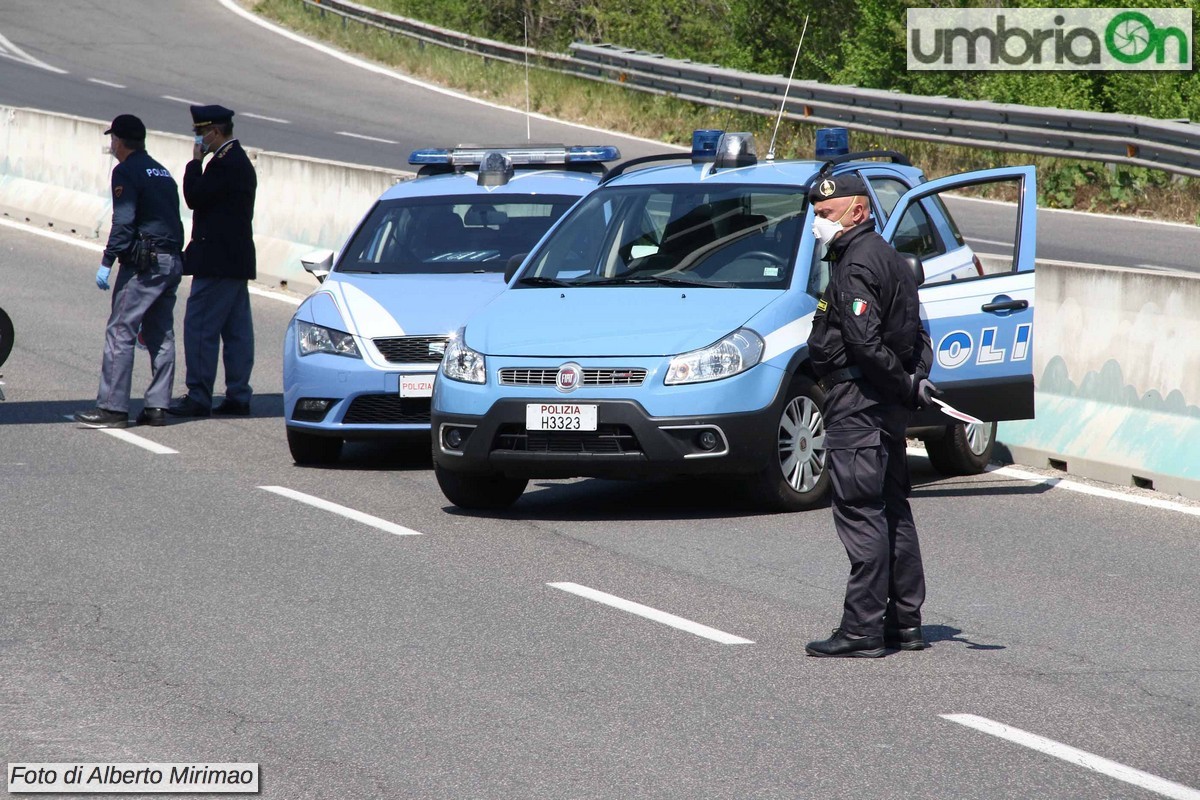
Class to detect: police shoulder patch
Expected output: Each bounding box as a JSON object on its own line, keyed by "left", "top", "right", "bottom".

{"left": 816, "top": 298, "right": 828, "bottom": 312}
{"left": 851, "top": 298, "right": 869, "bottom": 316}
{"left": 113, "top": 185, "right": 123, "bottom": 198}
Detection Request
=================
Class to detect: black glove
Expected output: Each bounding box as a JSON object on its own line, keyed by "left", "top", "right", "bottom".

{"left": 913, "top": 377, "right": 942, "bottom": 409}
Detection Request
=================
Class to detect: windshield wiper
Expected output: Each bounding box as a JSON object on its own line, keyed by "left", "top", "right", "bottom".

{"left": 516, "top": 275, "right": 573, "bottom": 287}
{"left": 644, "top": 275, "right": 731, "bottom": 288}
{"left": 576, "top": 275, "right": 730, "bottom": 288}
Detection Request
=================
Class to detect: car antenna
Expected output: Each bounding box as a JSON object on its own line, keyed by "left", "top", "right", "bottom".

{"left": 766, "top": 14, "right": 810, "bottom": 162}
{"left": 524, "top": 13, "right": 532, "bottom": 141}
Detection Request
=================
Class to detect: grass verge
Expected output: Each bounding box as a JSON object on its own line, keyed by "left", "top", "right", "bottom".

{"left": 254, "top": 0, "right": 1200, "bottom": 225}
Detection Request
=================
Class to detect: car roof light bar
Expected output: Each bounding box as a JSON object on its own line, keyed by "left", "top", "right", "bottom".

{"left": 409, "top": 144, "right": 620, "bottom": 167}
{"left": 712, "top": 132, "right": 757, "bottom": 170}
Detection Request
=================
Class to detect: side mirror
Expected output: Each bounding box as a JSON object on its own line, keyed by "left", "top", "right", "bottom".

{"left": 300, "top": 249, "right": 335, "bottom": 283}
{"left": 902, "top": 253, "right": 924, "bottom": 287}
{"left": 504, "top": 253, "right": 528, "bottom": 284}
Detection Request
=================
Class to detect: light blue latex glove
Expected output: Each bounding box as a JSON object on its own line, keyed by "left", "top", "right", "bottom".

{"left": 96, "top": 265, "right": 111, "bottom": 290}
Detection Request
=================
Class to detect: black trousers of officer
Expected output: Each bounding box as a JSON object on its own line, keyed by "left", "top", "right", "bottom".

{"left": 825, "top": 401, "right": 926, "bottom": 637}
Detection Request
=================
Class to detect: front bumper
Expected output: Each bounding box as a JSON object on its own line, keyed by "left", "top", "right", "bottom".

{"left": 432, "top": 396, "right": 782, "bottom": 480}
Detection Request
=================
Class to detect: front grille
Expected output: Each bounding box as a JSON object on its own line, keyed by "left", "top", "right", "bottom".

{"left": 373, "top": 335, "right": 449, "bottom": 364}
{"left": 342, "top": 395, "right": 431, "bottom": 424}
{"left": 498, "top": 367, "right": 647, "bottom": 387}
{"left": 492, "top": 424, "right": 642, "bottom": 454}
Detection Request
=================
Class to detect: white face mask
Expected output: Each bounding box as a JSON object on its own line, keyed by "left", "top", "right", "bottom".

{"left": 812, "top": 215, "right": 843, "bottom": 242}
{"left": 811, "top": 203, "right": 855, "bottom": 242}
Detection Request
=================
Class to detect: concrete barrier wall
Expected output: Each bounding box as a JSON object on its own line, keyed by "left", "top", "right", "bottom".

{"left": 999, "top": 262, "right": 1200, "bottom": 500}
{"left": 0, "top": 106, "right": 408, "bottom": 290}
{"left": 2, "top": 107, "right": 1197, "bottom": 498}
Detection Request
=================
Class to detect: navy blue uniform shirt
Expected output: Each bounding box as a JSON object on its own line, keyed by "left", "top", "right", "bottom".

{"left": 182, "top": 139, "right": 257, "bottom": 280}
{"left": 102, "top": 150, "right": 184, "bottom": 268}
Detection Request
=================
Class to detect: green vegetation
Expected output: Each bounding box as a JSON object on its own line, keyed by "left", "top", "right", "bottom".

{"left": 253, "top": 0, "right": 1200, "bottom": 223}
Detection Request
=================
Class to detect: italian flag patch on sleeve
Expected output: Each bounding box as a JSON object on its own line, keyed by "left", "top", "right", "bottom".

{"left": 851, "top": 299, "right": 868, "bottom": 316}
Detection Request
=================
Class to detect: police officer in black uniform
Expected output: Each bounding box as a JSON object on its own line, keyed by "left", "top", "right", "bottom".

{"left": 168, "top": 104, "right": 258, "bottom": 418}
{"left": 75, "top": 114, "right": 184, "bottom": 429}
{"left": 803, "top": 172, "right": 940, "bottom": 658}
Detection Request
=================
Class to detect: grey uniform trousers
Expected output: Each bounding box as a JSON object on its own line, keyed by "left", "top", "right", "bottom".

{"left": 182, "top": 276, "right": 254, "bottom": 408}
{"left": 825, "top": 403, "right": 926, "bottom": 637}
{"left": 97, "top": 254, "right": 183, "bottom": 413}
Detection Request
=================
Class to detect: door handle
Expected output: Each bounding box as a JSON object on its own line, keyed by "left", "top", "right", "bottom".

{"left": 982, "top": 299, "right": 1028, "bottom": 313}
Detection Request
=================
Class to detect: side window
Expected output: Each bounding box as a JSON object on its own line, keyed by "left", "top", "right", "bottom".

{"left": 890, "top": 201, "right": 945, "bottom": 262}
{"left": 868, "top": 177, "right": 908, "bottom": 220}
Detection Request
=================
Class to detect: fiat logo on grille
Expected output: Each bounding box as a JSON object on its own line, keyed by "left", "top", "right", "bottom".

{"left": 556, "top": 363, "right": 582, "bottom": 393}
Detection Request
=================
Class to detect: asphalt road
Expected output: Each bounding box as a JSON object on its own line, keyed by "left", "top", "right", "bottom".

{"left": 3, "top": 222, "right": 1200, "bottom": 799}
{"left": 3, "top": 1, "right": 1200, "bottom": 276}
{"left": 1, "top": 3, "right": 1199, "bottom": 799}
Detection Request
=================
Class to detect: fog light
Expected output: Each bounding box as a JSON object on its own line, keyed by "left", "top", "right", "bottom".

{"left": 697, "top": 430, "right": 719, "bottom": 451}
{"left": 298, "top": 399, "right": 332, "bottom": 412}
{"left": 446, "top": 428, "right": 464, "bottom": 449}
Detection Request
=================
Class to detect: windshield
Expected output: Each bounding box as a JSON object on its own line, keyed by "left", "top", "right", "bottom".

{"left": 520, "top": 184, "right": 806, "bottom": 289}
{"left": 336, "top": 194, "right": 578, "bottom": 275}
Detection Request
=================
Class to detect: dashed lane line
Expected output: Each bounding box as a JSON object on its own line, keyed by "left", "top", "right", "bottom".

{"left": 548, "top": 582, "right": 754, "bottom": 645}
{"left": 87, "top": 77, "right": 126, "bottom": 89}
{"left": 259, "top": 486, "right": 423, "bottom": 537}
{"left": 161, "top": 94, "right": 207, "bottom": 106}
{"left": 242, "top": 112, "right": 291, "bottom": 124}
{"left": 62, "top": 415, "right": 178, "bottom": 455}
{"left": 942, "top": 714, "right": 1200, "bottom": 800}
{"left": 336, "top": 131, "right": 399, "bottom": 145}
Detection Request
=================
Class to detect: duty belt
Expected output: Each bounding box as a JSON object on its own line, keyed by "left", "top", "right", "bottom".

{"left": 817, "top": 366, "right": 863, "bottom": 393}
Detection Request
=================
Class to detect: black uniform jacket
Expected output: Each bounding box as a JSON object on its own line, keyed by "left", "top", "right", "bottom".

{"left": 102, "top": 150, "right": 184, "bottom": 269}
{"left": 182, "top": 139, "right": 257, "bottom": 280}
{"left": 807, "top": 223, "right": 932, "bottom": 422}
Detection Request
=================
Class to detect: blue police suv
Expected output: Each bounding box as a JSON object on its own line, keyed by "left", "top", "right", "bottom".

{"left": 431, "top": 129, "right": 1036, "bottom": 511}
{"left": 282, "top": 144, "right": 620, "bottom": 464}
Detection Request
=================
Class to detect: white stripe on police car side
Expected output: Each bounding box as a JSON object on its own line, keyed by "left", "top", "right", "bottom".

{"left": 259, "top": 486, "right": 423, "bottom": 536}
{"left": 760, "top": 315, "right": 813, "bottom": 363}
{"left": 63, "top": 416, "right": 178, "bottom": 455}
{"left": 942, "top": 714, "right": 1200, "bottom": 800}
{"left": 548, "top": 582, "right": 754, "bottom": 644}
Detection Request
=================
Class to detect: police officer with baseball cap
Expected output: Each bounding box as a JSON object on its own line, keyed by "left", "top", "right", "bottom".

{"left": 803, "top": 170, "right": 940, "bottom": 658}
{"left": 169, "top": 103, "right": 258, "bottom": 418}
{"left": 74, "top": 113, "right": 184, "bottom": 429}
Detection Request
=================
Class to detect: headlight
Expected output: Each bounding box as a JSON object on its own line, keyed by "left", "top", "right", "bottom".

{"left": 296, "top": 320, "right": 361, "bottom": 358}
{"left": 665, "top": 328, "right": 763, "bottom": 385}
{"left": 441, "top": 328, "right": 486, "bottom": 384}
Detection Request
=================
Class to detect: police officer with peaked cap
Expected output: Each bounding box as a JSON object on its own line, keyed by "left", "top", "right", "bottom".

{"left": 169, "top": 103, "right": 258, "bottom": 418}
{"left": 74, "top": 113, "right": 184, "bottom": 429}
{"left": 803, "top": 171, "right": 940, "bottom": 658}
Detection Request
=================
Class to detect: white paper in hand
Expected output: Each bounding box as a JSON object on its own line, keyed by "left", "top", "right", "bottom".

{"left": 931, "top": 396, "right": 984, "bottom": 426}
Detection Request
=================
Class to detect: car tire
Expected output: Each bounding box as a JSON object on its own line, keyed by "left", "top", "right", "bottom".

{"left": 747, "top": 375, "right": 830, "bottom": 512}
{"left": 434, "top": 463, "right": 528, "bottom": 510}
{"left": 924, "top": 421, "right": 996, "bottom": 475}
{"left": 0, "top": 307, "right": 13, "bottom": 368}
{"left": 287, "top": 428, "right": 343, "bottom": 465}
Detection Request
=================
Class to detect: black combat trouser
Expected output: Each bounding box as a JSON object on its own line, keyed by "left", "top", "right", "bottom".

{"left": 825, "top": 403, "right": 926, "bottom": 637}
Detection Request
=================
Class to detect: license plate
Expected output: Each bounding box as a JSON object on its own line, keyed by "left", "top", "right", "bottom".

{"left": 526, "top": 403, "right": 597, "bottom": 432}
{"left": 399, "top": 374, "right": 435, "bottom": 398}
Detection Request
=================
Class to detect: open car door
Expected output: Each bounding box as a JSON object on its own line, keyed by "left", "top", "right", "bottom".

{"left": 880, "top": 165, "right": 1037, "bottom": 425}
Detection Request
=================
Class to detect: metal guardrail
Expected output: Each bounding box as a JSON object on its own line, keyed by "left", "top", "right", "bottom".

{"left": 301, "top": 0, "right": 1200, "bottom": 177}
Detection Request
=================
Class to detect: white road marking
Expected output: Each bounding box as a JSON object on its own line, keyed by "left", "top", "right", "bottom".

{"left": 259, "top": 486, "right": 423, "bottom": 536}
{"left": 214, "top": 0, "right": 682, "bottom": 151}
{"left": 162, "top": 94, "right": 206, "bottom": 106}
{"left": 62, "top": 415, "right": 178, "bottom": 455}
{"left": 243, "top": 112, "right": 290, "bottom": 124}
{"left": 1, "top": 219, "right": 306, "bottom": 306}
{"left": 0, "top": 32, "right": 67, "bottom": 74}
{"left": 964, "top": 236, "right": 1013, "bottom": 248}
{"left": 336, "top": 131, "right": 399, "bottom": 145}
{"left": 548, "top": 582, "right": 754, "bottom": 644}
{"left": 942, "top": 714, "right": 1200, "bottom": 800}
{"left": 87, "top": 77, "right": 126, "bottom": 89}
{"left": 907, "top": 446, "right": 1200, "bottom": 518}
{"left": 948, "top": 193, "right": 1200, "bottom": 231}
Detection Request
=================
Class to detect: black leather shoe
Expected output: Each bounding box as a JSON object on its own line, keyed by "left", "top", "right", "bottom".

{"left": 885, "top": 626, "right": 927, "bottom": 650}
{"left": 213, "top": 399, "right": 251, "bottom": 416}
{"left": 74, "top": 407, "right": 129, "bottom": 429}
{"left": 136, "top": 407, "right": 167, "bottom": 427}
{"left": 805, "top": 628, "right": 885, "bottom": 658}
{"left": 167, "top": 396, "right": 210, "bottom": 417}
